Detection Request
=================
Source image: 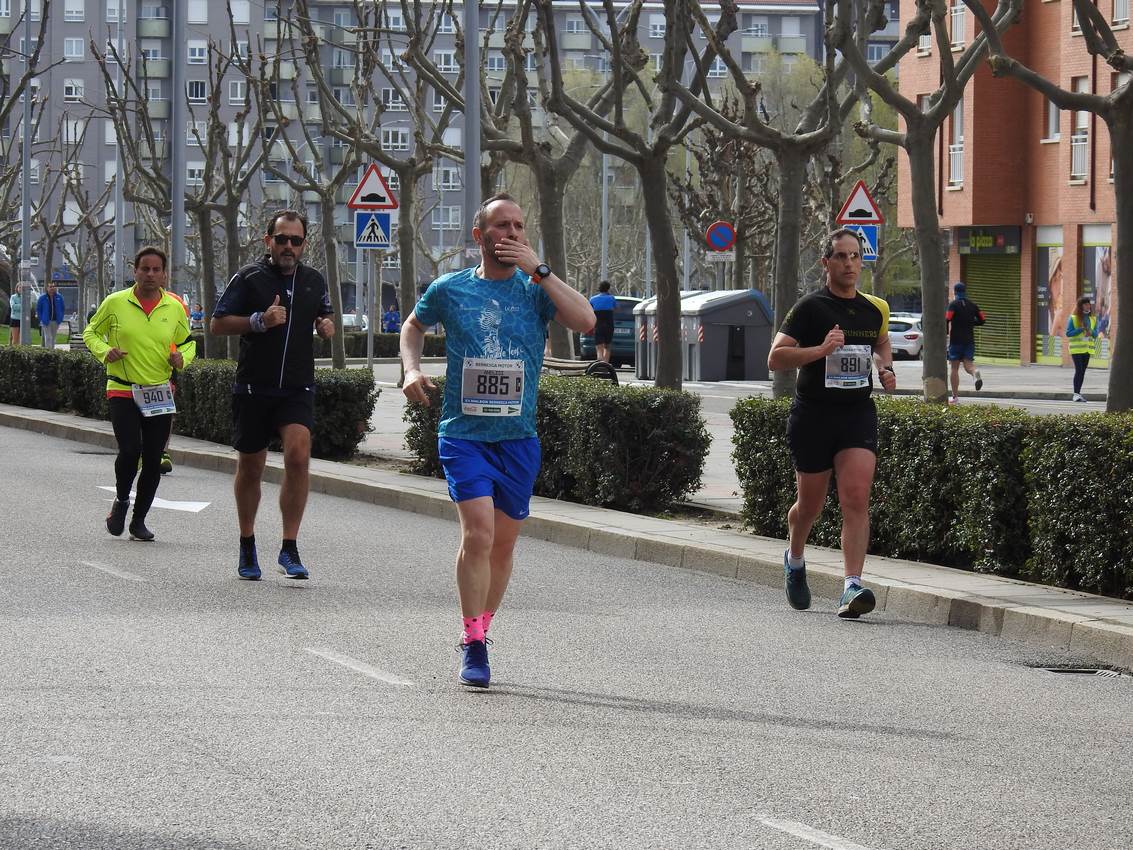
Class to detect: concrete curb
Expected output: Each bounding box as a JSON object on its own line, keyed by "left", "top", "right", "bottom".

{"left": 3, "top": 404, "right": 1131, "bottom": 673}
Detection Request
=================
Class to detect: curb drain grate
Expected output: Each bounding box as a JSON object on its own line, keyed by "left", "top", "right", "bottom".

{"left": 1039, "top": 666, "right": 1124, "bottom": 678}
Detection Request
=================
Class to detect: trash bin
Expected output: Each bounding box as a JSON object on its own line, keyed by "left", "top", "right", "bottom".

{"left": 634, "top": 290, "right": 710, "bottom": 381}
{"left": 680, "top": 289, "right": 774, "bottom": 382}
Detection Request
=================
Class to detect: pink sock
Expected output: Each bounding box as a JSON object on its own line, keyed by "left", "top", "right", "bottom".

{"left": 462, "top": 615, "right": 485, "bottom": 644}
{"left": 482, "top": 610, "right": 495, "bottom": 634}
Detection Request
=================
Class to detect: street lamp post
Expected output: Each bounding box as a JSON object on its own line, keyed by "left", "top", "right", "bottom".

{"left": 18, "top": 38, "right": 33, "bottom": 346}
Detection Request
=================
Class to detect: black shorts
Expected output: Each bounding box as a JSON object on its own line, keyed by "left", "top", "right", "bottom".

{"left": 232, "top": 389, "right": 315, "bottom": 454}
{"left": 786, "top": 398, "right": 878, "bottom": 473}
{"left": 593, "top": 319, "right": 614, "bottom": 345}
{"left": 8, "top": 317, "right": 19, "bottom": 328}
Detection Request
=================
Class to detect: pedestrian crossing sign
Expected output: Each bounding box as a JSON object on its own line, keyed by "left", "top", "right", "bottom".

{"left": 354, "top": 211, "right": 391, "bottom": 249}
{"left": 847, "top": 224, "right": 879, "bottom": 262}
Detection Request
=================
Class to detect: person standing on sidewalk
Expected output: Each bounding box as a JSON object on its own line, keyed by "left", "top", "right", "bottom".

{"left": 211, "top": 209, "right": 335, "bottom": 582}
{"left": 946, "top": 282, "right": 986, "bottom": 404}
{"left": 767, "top": 228, "right": 896, "bottom": 619}
{"left": 7, "top": 289, "right": 21, "bottom": 345}
{"left": 1066, "top": 295, "right": 1098, "bottom": 402}
{"left": 399, "top": 193, "right": 595, "bottom": 689}
{"left": 37, "top": 282, "right": 65, "bottom": 350}
{"left": 83, "top": 246, "right": 195, "bottom": 542}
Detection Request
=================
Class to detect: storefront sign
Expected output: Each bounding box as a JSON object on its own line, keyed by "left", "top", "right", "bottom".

{"left": 957, "top": 226, "right": 1021, "bottom": 255}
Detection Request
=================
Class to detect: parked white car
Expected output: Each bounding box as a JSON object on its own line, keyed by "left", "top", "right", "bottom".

{"left": 341, "top": 313, "right": 369, "bottom": 332}
{"left": 888, "top": 316, "right": 924, "bottom": 359}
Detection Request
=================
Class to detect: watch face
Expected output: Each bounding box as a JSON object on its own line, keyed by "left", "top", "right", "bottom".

{"left": 535, "top": 264, "right": 551, "bottom": 278}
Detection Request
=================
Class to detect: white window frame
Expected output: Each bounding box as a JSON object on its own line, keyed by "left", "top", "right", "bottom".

{"left": 381, "top": 88, "right": 407, "bottom": 112}
{"left": 1043, "top": 98, "right": 1060, "bottom": 141}
{"left": 64, "top": 0, "right": 84, "bottom": 22}
{"left": 228, "top": 79, "right": 246, "bottom": 105}
{"left": 0, "top": 1, "right": 11, "bottom": 18}
{"left": 780, "top": 16, "right": 801, "bottom": 36}
{"left": 187, "top": 0, "right": 206, "bottom": 23}
{"left": 746, "top": 16, "right": 768, "bottom": 36}
{"left": 432, "top": 164, "right": 460, "bottom": 191}
{"left": 188, "top": 40, "right": 207, "bottom": 65}
{"left": 63, "top": 38, "right": 85, "bottom": 61}
{"left": 105, "top": 120, "right": 117, "bottom": 145}
{"left": 486, "top": 52, "right": 506, "bottom": 73}
{"left": 186, "top": 162, "right": 205, "bottom": 186}
{"left": 432, "top": 205, "right": 461, "bottom": 231}
{"left": 381, "top": 128, "right": 410, "bottom": 151}
{"left": 63, "top": 78, "right": 84, "bottom": 102}
{"left": 438, "top": 13, "right": 455, "bottom": 33}
{"left": 1115, "top": 0, "right": 1129, "bottom": 24}
{"left": 434, "top": 50, "right": 457, "bottom": 73}
{"left": 187, "top": 80, "right": 208, "bottom": 103}
{"left": 230, "top": 0, "right": 249, "bottom": 24}
{"left": 648, "top": 14, "right": 665, "bottom": 38}
{"left": 565, "top": 17, "right": 585, "bottom": 34}
{"left": 433, "top": 89, "right": 447, "bottom": 112}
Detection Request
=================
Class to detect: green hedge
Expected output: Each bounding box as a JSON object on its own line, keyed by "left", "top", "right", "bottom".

{"left": 732, "top": 397, "right": 1133, "bottom": 599}
{"left": 0, "top": 347, "right": 377, "bottom": 460}
{"left": 404, "top": 375, "right": 710, "bottom": 513}
{"left": 188, "top": 331, "right": 446, "bottom": 360}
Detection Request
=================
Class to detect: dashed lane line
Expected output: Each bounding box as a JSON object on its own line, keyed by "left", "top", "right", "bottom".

{"left": 79, "top": 560, "right": 146, "bottom": 582}
{"left": 304, "top": 647, "right": 415, "bottom": 687}
{"left": 759, "top": 818, "right": 885, "bottom": 850}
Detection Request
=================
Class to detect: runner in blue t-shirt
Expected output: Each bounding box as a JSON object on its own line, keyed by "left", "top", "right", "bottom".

{"left": 588, "top": 280, "right": 617, "bottom": 363}
{"left": 399, "top": 193, "right": 595, "bottom": 689}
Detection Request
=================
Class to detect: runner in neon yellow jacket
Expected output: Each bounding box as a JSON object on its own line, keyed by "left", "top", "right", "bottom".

{"left": 83, "top": 247, "right": 196, "bottom": 542}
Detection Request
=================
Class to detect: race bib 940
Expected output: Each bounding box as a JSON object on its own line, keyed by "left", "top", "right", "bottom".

{"left": 461, "top": 358, "right": 524, "bottom": 416}
{"left": 131, "top": 381, "right": 176, "bottom": 417}
{"left": 824, "top": 345, "right": 872, "bottom": 389}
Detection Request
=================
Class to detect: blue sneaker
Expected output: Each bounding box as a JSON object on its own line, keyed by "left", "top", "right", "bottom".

{"left": 838, "top": 584, "right": 877, "bottom": 619}
{"left": 784, "top": 551, "right": 811, "bottom": 610}
{"left": 458, "top": 640, "right": 490, "bottom": 689}
{"left": 238, "top": 543, "right": 261, "bottom": 581}
{"left": 277, "top": 548, "right": 309, "bottom": 580}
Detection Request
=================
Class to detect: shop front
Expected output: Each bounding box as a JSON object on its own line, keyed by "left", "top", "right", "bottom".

{"left": 957, "top": 226, "right": 1022, "bottom": 363}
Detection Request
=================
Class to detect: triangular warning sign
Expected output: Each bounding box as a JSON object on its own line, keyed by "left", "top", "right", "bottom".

{"left": 835, "top": 179, "right": 884, "bottom": 225}
{"left": 347, "top": 164, "right": 399, "bottom": 210}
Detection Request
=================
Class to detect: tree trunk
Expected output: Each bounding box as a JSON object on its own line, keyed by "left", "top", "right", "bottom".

{"left": 1106, "top": 114, "right": 1132, "bottom": 412}
{"left": 537, "top": 161, "right": 574, "bottom": 358}
{"left": 319, "top": 194, "right": 346, "bottom": 368}
{"left": 771, "top": 147, "right": 807, "bottom": 399}
{"left": 193, "top": 206, "right": 220, "bottom": 359}
{"left": 396, "top": 167, "right": 421, "bottom": 384}
{"left": 221, "top": 208, "right": 241, "bottom": 361}
{"left": 905, "top": 132, "right": 949, "bottom": 403}
{"left": 639, "top": 154, "right": 682, "bottom": 390}
{"left": 731, "top": 170, "right": 747, "bottom": 291}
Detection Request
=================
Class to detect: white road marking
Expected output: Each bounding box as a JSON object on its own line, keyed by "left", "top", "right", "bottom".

{"left": 304, "top": 648, "right": 414, "bottom": 687}
{"left": 759, "top": 818, "right": 884, "bottom": 850}
{"left": 98, "top": 487, "right": 210, "bottom": 513}
{"left": 79, "top": 560, "right": 146, "bottom": 582}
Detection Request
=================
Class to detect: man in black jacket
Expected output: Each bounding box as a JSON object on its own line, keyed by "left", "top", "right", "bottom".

{"left": 946, "top": 281, "right": 986, "bottom": 404}
{"left": 211, "top": 209, "right": 335, "bottom": 581}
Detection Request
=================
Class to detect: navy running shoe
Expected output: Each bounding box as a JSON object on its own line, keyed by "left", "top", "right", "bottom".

{"left": 837, "top": 584, "right": 877, "bottom": 619}
{"left": 784, "top": 551, "right": 811, "bottom": 611}
{"left": 278, "top": 548, "right": 309, "bottom": 580}
{"left": 238, "top": 543, "right": 261, "bottom": 581}
{"left": 106, "top": 498, "right": 129, "bottom": 537}
{"left": 128, "top": 519, "right": 155, "bottom": 542}
{"left": 459, "top": 640, "right": 490, "bottom": 689}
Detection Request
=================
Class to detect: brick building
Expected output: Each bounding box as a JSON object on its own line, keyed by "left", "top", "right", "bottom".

{"left": 898, "top": 0, "right": 1127, "bottom": 364}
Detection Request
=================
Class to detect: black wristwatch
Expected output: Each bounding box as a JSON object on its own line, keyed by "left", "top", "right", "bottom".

{"left": 532, "top": 263, "right": 551, "bottom": 283}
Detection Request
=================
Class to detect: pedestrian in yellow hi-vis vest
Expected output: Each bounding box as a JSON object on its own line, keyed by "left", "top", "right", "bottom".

{"left": 1066, "top": 295, "right": 1098, "bottom": 402}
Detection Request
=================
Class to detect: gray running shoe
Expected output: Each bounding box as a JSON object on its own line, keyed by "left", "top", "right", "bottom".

{"left": 784, "top": 551, "right": 811, "bottom": 611}
{"left": 837, "top": 584, "right": 877, "bottom": 619}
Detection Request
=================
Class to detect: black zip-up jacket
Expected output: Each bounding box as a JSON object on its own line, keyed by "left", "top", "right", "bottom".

{"left": 214, "top": 255, "right": 333, "bottom": 392}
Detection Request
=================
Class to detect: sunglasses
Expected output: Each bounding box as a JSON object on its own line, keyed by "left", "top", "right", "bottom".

{"left": 272, "top": 234, "right": 305, "bottom": 247}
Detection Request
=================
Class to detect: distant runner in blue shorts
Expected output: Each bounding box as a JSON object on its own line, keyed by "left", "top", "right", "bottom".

{"left": 399, "top": 193, "right": 596, "bottom": 689}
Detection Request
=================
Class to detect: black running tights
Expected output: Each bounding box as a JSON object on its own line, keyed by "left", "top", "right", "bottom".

{"left": 109, "top": 397, "right": 173, "bottom": 521}
{"left": 1072, "top": 353, "right": 1090, "bottom": 395}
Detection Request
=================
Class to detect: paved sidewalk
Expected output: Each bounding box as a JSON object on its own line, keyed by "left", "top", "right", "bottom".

{"left": 5, "top": 401, "right": 1132, "bottom": 673}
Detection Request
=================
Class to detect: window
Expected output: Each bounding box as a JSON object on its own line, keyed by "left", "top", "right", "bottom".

{"left": 105, "top": 120, "right": 117, "bottom": 145}
{"left": 187, "top": 121, "right": 208, "bottom": 145}
{"left": 64, "top": 38, "right": 85, "bottom": 60}
{"left": 780, "top": 16, "right": 801, "bottom": 36}
{"left": 228, "top": 121, "right": 250, "bottom": 147}
{"left": 381, "top": 128, "right": 409, "bottom": 151}
{"left": 333, "top": 48, "right": 354, "bottom": 68}
{"left": 188, "top": 0, "right": 206, "bottom": 23}
{"left": 435, "top": 50, "right": 457, "bottom": 73}
{"left": 140, "top": 46, "right": 162, "bottom": 61}
{"left": 1071, "top": 76, "right": 1090, "bottom": 179}
{"left": 1044, "top": 98, "right": 1060, "bottom": 141}
{"left": 948, "top": 99, "right": 964, "bottom": 185}
{"left": 386, "top": 172, "right": 400, "bottom": 192}
{"left": 306, "top": 85, "right": 319, "bottom": 104}
{"left": 433, "top": 165, "right": 460, "bottom": 191}
{"left": 918, "top": 31, "right": 932, "bottom": 53}
{"left": 64, "top": 163, "right": 84, "bottom": 183}
{"left": 235, "top": 40, "right": 249, "bottom": 59}
{"left": 707, "top": 57, "right": 727, "bottom": 78}
{"left": 188, "top": 40, "right": 207, "bottom": 64}
{"left": 64, "top": 0, "right": 83, "bottom": 21}
{"left": 187, "top": 80, "right": 207, "bottom": 103}
{"left": 950, "top": 0, "right": 965, "bottom": 47}
{"left": 1115, "top": 0, "right": 1129, "bottom": 24}
{"left": 263, "top": 160, "right": 285, "bottom": 182}
{"left": 105, "top": 160, "right": 117, "bottom": 183}
{"left": 746, "top": 16, "right": 769, "bottom": 36}
{"left": 652, "top": 53, "right": 663, "bottom": 72}
{"left": 699, "top": 15, "right": 719, "bottom": 37}
{"left": 438, "top": 13, "right": 455, "bottom": 33}
{"left": 382, "top": 88, "right": 407, "bottom": 111}
{"left": 63, "top": 118, "right": 86, "bottom": 144}
{"left": 565, "top": 17, "right": 584, "bottom": 33}
{"left": 332, "top": 86, "right": 355, "bottom": 106}
{"left": 231, "top": 0, "right": 249, "bottom": 24}
{"left": 488, "top": 86, "right": 501, "bottom": 105}
{"left": 743, "top": 53, "right": 766, "bottom": 75}
{"left": 385, "top": 9, "right": 405, "bottom": 30}
{"left": 433, "top": 89, "right": 447, "bottom": 112}
{"left": 187, "top": 162, "right": 205, "bottom": 186}
{"left": 139, "top": 4, "right": 166, "bottom": 19}
{"left": 867, "top": 44, "right": 887, "bottom": 63}
{"left": 432, "top": 205, "right": 461, "bottom": 231}
{"left": 28, "top": 0, "right": 40, "bottom": 19}
{"left": 487, "top": 52, "right": 506, "bottom": 73}
{"left": 63, "top": 78, "right": 84, "bottom": 102}
{"left": 29, "top": 158, "right": 39, "bottom": 184}
{"left": 781, "top": 54, "right": 797, "bottom": 73}
{"left": 229, "top": 79, "right": 246, "bottom": 105}
{"left": 0, "top": 1, "right": 10, "bottom": 17}
{"left": 649, "top": 14, "right": 665, "bottom": 38}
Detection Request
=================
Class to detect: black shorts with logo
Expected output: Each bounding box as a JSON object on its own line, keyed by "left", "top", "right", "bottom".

{"left": 232, "top": 387, "right": 315, "bottom": 454}
{"left": 786, "top": 398, "right": 878, "bottom": 474}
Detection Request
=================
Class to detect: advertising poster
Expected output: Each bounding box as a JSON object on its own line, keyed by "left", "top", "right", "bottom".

{"left": 1035, "top": 245, "right": 1064, "bottom": 360}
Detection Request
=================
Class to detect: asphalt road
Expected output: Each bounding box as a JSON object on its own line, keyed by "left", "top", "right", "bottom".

{"left": 3, "top": 426, "right": 1132, "bottom": 850}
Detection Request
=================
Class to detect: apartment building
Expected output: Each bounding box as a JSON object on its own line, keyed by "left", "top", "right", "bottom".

{"left": 12, "top": 0, "right": 827, "bottom": 307}
{"left": 898, "top": 0, "right": 1127, "bottom": 365}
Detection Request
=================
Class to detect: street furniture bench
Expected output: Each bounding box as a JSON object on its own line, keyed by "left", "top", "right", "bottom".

{"left": 542, "top": 356, "right": 619, "bottom": 384}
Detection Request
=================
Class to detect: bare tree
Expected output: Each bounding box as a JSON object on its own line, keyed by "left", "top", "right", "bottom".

{"left": 968, "top": 0, "right": 1132, "bottom": 412}
{"left": 832, "top": 0, "right": 1022, "bottom": 403}
{"left": 60, "top": 171, "right": 115, "bottom": 326}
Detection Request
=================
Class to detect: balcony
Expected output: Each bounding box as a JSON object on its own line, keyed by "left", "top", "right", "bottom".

{"left": 147, "top": 99, "right": 170, "bottom": 119}
{"left": 276, "top": 61, "right": 297, "bottom": 81}
{"left": 561, "top": 32, "right": 592, "bottom": 50}
{"left": 1070, "top": 131, "right": 1089, "bottom": 180}
{"left": 335, "top": 224, "right": 354, "bottom": 242}
{"left": 138, "top": 18, "right": 171, "bottom": 38}
{"left": 141, "top": 140, "right": 167, "bottom": 159}
{"left": 948, "top": 142, "right": 964, "bottom": 185}
{"left": 778, "top": 36, "right": 806, "bottom": 54}
{"left": 741, "top": 35, "right": 772, "bottom": 52}
{"left": 330, "top": 66, "right": 355, "bottom": 85}
{"left": 0, "top": 16, "right": 12, "bottom": 34}
{"left": 262, "top": 182, "right": 292, "bottom": 202}
{"left": 330, "top": 146, "right": 353, "bottom": 165}
{"left": 273, "top": 101, "right": 300, "bottom": 120}
{"left": 302, "top": 190, "right": 322, "bottom": 203}
{"left": 140, "top": 59, "right": 170, "bottom": 79}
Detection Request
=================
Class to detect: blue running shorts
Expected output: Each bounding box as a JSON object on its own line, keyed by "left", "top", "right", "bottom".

{"left": 947, "top": 341, "right": 976, "bottom": 362}
{"left": 438, "top": 436, "right": 542, "bottom": 520}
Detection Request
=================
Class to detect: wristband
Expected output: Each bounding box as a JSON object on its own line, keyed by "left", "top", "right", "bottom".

{"left": 881, "top": 365, "right": 894, "bottom": 374}
{"left": 250, "top": 311, "right": 266, "bottom": 333}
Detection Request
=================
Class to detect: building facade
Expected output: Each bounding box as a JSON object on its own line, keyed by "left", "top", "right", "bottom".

{"left": 898, "top": 0, "right": 1127, "bottom": 365}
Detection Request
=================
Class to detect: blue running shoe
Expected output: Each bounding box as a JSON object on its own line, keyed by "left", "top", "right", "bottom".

{"left": 238, "top": 543, "right": 261, "bottom": 581}
{"left": 837, "top": 584, "right": 877, "bottom": 619}
{"left": 784, "top": 551, "right": 811, "bottom": 611}
{"left": 458, "top": 640, "right": 490, "bottom": 689}
{"left": 277, "top": 548, "right": 309, "bottom": 580}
